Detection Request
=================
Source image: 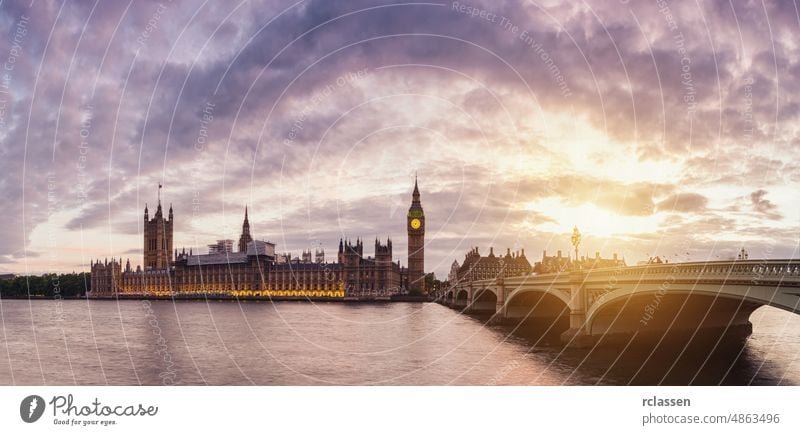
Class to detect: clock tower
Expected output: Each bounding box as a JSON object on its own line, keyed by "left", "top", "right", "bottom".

{"left": 407, "top": 176, "right": 426, "bottom": 294}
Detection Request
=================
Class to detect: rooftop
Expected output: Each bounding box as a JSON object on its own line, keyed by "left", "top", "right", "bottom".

{"left": 186, "top": 252, "right": 249, "bottom": 266}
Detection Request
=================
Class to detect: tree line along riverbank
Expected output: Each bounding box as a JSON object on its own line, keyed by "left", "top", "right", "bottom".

{"left": 0, "top": 272, "right": 88, "bottom": 298}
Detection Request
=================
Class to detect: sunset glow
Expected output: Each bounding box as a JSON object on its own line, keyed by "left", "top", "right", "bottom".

{"left": 0, "top": 0, "right": 797, "bottom": 277}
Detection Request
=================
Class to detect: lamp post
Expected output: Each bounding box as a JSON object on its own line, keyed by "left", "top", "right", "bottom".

{"left": 571, "top": 226, "right": 581, "bottom": 270}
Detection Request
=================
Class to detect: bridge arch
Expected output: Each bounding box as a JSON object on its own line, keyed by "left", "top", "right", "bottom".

{"left": 586, "top": 283, "right": 799, "bottom": 338}
{"left": 454, "top": 289, "right": 470, "bottom": 309}
{"left": 470, "top": 287, "right": 498, "bottom": 313}
{"left": 504, "top": 287, "right": 571, "bottom": 322}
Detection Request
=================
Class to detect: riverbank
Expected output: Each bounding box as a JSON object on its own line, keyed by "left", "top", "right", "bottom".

{"left": 2, "top": 293, "right": 434, "bottom": 302}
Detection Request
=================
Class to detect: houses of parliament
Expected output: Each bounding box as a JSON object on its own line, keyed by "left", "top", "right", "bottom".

{"left": 90, "top": 179, "right": 427, "bottom": 298}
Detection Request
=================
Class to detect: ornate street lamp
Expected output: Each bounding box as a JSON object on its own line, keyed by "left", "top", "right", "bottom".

{"left": 571, "top": 226, "right": 581, "bottom": 270}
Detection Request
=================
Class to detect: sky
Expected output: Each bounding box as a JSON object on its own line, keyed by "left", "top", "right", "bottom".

{"left": 0, "top": 0, "right": 798, "bottom": 277}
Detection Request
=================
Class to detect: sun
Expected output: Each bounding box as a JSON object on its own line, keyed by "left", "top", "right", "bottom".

{"left": 522, "top": 199, "right": 660, "bottom": 238}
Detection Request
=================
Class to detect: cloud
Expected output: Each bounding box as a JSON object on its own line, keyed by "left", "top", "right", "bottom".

{"left": 1, "top": 0, "right": 798, "bottom": 275}
{"left": 656, "top": 192, "right": 708, "bottom": 213}
{"left": 749, "top": 189, "right": 782, "bottom": 220}
{"left": 520, "top": 175, "right": 672, "bottom": 217}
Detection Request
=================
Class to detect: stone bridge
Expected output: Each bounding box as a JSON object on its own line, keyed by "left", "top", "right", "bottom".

{"left": 439, "top": 260, "right": 800, "bottom": 346}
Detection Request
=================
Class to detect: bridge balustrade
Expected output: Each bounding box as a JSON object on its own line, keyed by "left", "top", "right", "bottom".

{"left": 579, "top": 261, "right": 799, "bottom": 282}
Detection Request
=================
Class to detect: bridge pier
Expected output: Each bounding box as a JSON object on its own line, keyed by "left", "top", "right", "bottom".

{"left": 489, "top": 278, "right": 506, "bottom": 325}
{"left": 461, "top": 283, "right": 472, "bottom": 312}
{"left": 560, "top": 314, "right": 595, "bottom": 347}
{"left": 496, "top": 278, "right": 506, "bottom": 320}
{"left": 559, "top": 270, "right": 595, "bottom": 347}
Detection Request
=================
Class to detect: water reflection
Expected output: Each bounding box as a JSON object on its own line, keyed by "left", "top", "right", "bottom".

{"left": 0, "top": 300, "right": 797, "bottom": 385}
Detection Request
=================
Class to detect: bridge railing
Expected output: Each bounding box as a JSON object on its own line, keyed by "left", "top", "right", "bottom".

{"left": 580, "top": 260, "right": 800, "bottom": 283}
{"left": 454, "top": 260, "right": 800, "bottom": 291}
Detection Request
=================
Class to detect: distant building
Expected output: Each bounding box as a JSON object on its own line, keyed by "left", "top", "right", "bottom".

{"left": 338, "top": 238, "right": 403, "bottom": 293}
{"left": 143, "top": 201, "right": 173, "bottom": 269}
{"left": 406, "top": 176, "right": 426, "bottom": 294}
{"left": 90, "top": 181, "right": 423, "bottom": 297}
{"left": 455, "top": 247, "right": 532, "bottom": 284}
{"left": 534, "top": 250, "right": 571, "bottom": 273}
{"left": 534, "top": 250, "right": 625, "bottom": 273}
{"left": 301, "top": 249, "right": 324, "bottom": 263}
{"left": 247, "top": 240, "right": 276, "bottom": 257}
{"left": 208, "top": 239, "right": 234, "bottom": 254}
{"left": 578, "top": 252, "right": 626, "bottom": 269}
{"left": 447, "top": 260, "right": 460, "bottom": 284}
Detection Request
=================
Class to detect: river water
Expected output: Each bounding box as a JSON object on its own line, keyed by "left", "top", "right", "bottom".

{"left": 0, "top": 300, "right": 798, "bottom": 385}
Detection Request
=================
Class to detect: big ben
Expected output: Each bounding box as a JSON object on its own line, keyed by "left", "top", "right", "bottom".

{"left": 407, "top": 176, "right": 426, "bottom": 294}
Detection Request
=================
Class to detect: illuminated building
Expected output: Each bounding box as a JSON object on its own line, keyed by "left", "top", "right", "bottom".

{"left": 90, "top": 181, "right": 423, "bottom": 298}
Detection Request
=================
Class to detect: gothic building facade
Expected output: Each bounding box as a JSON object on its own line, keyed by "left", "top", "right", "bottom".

{"left": 91, "top": 181, "right": 424, "bottom": 298}
{"left": 143, "top": 201, "right": 173, "bottom": 269}
{"left": 337, "top": 238, "right": 403, "bottom": 294}
{"left": 407, "top": 176, "right": 426, "bottom": 294}
{"left": 453, "top": 247, "right": 533, "bottom": 284}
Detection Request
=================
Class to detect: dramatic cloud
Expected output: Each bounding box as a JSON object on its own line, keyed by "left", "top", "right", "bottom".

{"left": 0, "top": 0, "right": 797, "bottom": 275}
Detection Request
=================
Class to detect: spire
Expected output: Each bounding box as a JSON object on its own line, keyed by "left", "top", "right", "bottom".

{"left": 409, "top": 174, "right": 422, "bottom": 211}
{"left": 239, "top": 205, "right": 253, "bottom": 253}
{"left": 242, "top": 206, "right": 250, "bottom": 231}
{"left": 155, "top": 184, "right": 163, "bottom": 215}
{"left": 413, "top": 173, "right": 420, "bottom": 200}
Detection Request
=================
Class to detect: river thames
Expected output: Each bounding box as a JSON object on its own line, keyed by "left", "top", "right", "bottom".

{"left": 0, "top": 300, "right": 798, "bottom": 385}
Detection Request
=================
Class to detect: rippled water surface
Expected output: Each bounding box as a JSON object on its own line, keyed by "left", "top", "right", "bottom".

{"left": 0, "top": 300, "right": 798, "bottom": 385}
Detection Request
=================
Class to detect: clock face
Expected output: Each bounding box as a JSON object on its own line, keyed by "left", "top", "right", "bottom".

{"left": 410, "top": 218, "right": 422, "bottom": 230}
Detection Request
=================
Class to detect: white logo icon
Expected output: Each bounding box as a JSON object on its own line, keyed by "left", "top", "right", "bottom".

{"left": 20, "top": 395, "right": 45, "bottom": 423}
